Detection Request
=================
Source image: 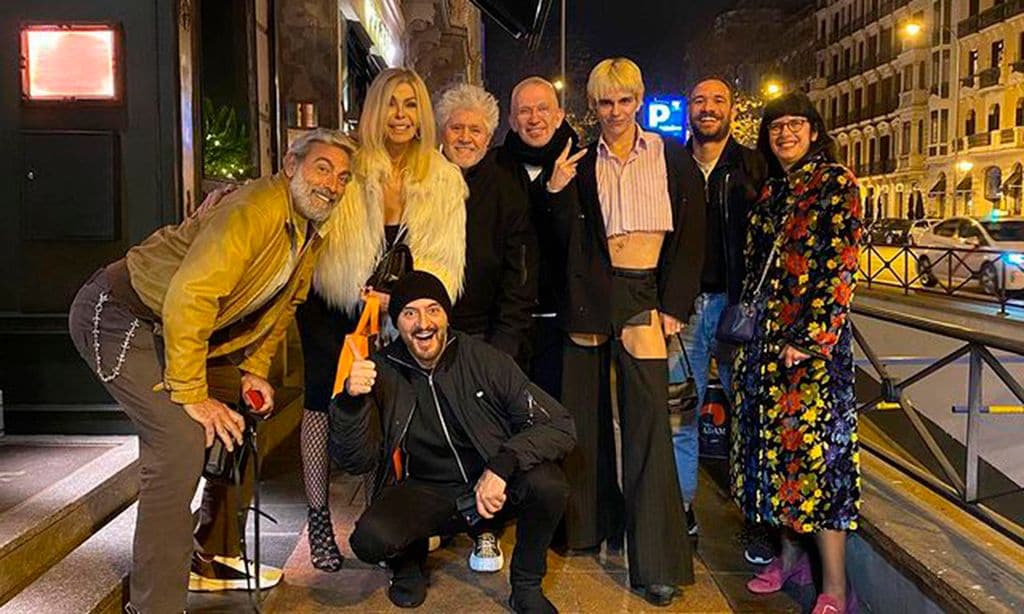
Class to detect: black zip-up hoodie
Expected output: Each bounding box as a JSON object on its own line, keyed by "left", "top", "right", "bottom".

{"left": 328, "top": 330, "right": 576, "bottom": 495}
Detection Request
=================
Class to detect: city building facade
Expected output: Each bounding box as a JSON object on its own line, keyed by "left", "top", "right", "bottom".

{"left": 808, "top": 0, "right": 1024, "bottom": 219}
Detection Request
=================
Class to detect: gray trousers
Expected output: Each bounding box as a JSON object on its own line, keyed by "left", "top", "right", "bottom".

{"left": 68, "top": 270, "right": 253, "bottom": 614}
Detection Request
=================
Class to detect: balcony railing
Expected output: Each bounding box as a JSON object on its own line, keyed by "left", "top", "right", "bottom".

{"left": 961, "top": 74, "right": 977, "bottom": 89}
{"left": 1013, "top": 60, "right": 1024, "bottom": 75}
{"left": 979, "top": 66, "right": 1001, "bottom": 89}
{"left": 967, "top": 132, "right": 993, "bottom": 148}
{"left": 959, "top": 1, "right": 1023, "bottom": 37}
{"left": 958, "top": 15, "right": 980, "bottom": 37}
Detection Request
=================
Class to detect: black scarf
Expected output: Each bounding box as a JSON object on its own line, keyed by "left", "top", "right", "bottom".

{"left": 501, "top": 121, "right": 579, "bottom": 177}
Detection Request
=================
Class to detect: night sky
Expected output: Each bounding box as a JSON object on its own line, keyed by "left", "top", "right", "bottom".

{"left": 483, "top": 0, "right": 735, "bottom": 133}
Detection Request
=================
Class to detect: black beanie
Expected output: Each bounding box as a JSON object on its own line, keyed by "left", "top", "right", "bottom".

{"left": 387, "top": 271, "right": 452, "bottom": 323}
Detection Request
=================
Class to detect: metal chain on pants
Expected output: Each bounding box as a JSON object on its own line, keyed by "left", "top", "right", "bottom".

{"left": 92, "top": 291, "right": 141, "bottom": 383}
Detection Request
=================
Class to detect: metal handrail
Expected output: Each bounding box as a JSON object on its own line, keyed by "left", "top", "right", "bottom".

{"left": 859, "top": 240, "right": 1024, "bottom": 315}
{"left": 852, "top": 308, "right": 1024, "bottom": 545}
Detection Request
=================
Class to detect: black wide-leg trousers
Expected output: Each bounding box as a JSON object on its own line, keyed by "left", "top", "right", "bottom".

{"left": 559, "top": 271, "right": 694, "bottom": 588}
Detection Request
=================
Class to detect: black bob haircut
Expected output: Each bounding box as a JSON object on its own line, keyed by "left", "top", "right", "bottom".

{"left": 757, "top": 91, "right": 840, "bottom": 178}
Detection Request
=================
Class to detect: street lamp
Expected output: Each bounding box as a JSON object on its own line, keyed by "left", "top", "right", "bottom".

{"left": 956, "top": 160, "right": 974, "bottom": 173}
{"left": 764, "top": 81, "right": 783, "bottom": 99}
{"left": 552, "top": 79, "right": 565, "bottom": 92}
{"left": 900, "top": 18, "right": 963, "bottom": 219}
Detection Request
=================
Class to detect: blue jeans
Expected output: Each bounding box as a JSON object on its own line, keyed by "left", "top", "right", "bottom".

{"left": 669, "top": 292, "right": 732, "bottom": 505}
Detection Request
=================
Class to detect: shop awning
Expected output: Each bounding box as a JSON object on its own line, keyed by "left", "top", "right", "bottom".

{"left": 955, "top": 174, "right": 973, "bottom": 194}
{"left": 1002, "top": 165, "right": 1023, "bottom": 195}
{"left": 928, "top": 174, "right": 946, "bottom": 196}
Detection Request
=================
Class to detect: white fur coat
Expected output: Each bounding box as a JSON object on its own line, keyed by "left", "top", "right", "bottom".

{"left": 313, "top": 148, "right": 468, "bottom": 314}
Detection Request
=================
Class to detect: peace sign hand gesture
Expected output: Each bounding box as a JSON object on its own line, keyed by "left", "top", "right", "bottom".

{"left": 546, "top": 140, "right": 588, "bottom": 194}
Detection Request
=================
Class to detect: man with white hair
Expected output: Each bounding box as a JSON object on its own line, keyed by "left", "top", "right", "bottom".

{"left": 436, "top": 82, "right": 537, "bottom": 574}
{"left": 494, "top": 77, "right": 584, "bottom": 402}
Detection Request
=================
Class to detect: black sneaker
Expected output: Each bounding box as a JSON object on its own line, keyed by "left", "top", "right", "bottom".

{"left": 739, "top": 524, "right": 776, "bottom": 565}
{"left": 685, "top": 505, "right": 699, "bottom": 537}
{"left": 468, "top": 531, "right": 504, "bottom": 572}
{"left": 388, "top": 564, "right": 428, "bottom": 608}
{"left": 509, "top": 587, "right": 557, "bottom": 614}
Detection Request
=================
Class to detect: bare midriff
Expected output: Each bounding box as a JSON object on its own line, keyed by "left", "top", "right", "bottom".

{"left": 607, "top": 230, "right": 665, "bottom": 269}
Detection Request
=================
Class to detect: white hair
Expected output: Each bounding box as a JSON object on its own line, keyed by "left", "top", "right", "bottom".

{"left": 434, "top": 83, "right": 500, "bottom": 137}
{"left": 287, "top": 128, "right": 357, "bottom": 160}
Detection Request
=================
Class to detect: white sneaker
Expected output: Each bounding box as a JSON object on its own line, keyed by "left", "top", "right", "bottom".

{"left": 468, "top": 532, "right": 504, "bottom": 573}
{"left": 188, "top": 554, "right": 282, "bottom": 592}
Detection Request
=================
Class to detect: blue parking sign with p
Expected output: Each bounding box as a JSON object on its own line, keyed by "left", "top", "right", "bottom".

{"left": 644, "top": 96, "right": 687, "bottom": 139}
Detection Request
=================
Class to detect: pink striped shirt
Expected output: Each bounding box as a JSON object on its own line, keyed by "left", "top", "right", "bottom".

{"left": 596, "top": 127, "right": 674, "bottom": 238}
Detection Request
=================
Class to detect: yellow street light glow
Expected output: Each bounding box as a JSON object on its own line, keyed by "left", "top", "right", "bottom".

{"left": 553, "top": 79, "right": 565, "bottom": 91}
{"left": 764, "top": 81, "right": 783, "bottom": 98}
{"left": 957, "top": 160, "right": 974, "bottom": 173}
{"left": 902, "top": 22, "right": 924, "bottom": 38}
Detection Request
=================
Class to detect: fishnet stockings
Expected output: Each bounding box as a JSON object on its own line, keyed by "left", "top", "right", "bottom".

{"left": 301, "top": 409, "right": 331, "bottom": 509}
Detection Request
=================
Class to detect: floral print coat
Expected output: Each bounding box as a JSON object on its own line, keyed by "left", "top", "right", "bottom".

{"left": 731, "top": 152, "right": 863, "bottom": 534}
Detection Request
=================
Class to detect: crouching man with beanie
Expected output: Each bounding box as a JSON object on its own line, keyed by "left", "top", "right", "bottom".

{"left": 329, "top": 271, "right": 576, "bottom": 613}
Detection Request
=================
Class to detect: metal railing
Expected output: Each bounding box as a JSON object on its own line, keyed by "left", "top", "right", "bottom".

{"left": 859, "top": 241, "right": 1024, "bottom": 315}
{"left": 852, "top": 302, "right": 1024, "bottom": 545}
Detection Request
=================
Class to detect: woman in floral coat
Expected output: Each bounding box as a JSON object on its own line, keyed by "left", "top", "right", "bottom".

{"left": 731, "top": 92, "right": 862, "bottom": 614}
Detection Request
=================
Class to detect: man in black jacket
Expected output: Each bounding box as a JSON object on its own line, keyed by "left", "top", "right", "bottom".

{"left": 495, "top": 76, "right": 582, "bottom": 399}
{"left": 671, "top": 76, "right": 767, "bottom": 544}
{"left": 329, "top": 272, "right": 575, "bottom": 614}
{"left": 437, "top": 83, "right": 537, "bottom": 368}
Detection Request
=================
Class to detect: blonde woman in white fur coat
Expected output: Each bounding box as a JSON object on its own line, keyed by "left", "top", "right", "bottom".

{"left": 295, "top": 68, "right": 467, "bottom": 572}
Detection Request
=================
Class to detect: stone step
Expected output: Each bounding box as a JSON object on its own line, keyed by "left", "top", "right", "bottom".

{"left": 0, "top": 503, "right": 136, "bottom": 614}
{"left": 0, "top": 436, "right": 138, "bottom": 606}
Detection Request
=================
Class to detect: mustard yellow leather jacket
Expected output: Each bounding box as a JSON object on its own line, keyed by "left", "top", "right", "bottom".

{"left": 126, "top": 174, "right": 326, "bottom": 404}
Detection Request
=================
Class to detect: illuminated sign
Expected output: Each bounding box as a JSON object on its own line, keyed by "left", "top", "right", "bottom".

{"left": 364, "top": 1, "right": 400, "bottom": 66}
{"left": 643, "top": 96, "right": 687, "bottom": 138}
{"left": 20, "top": 24, "right": 121, "bottom": 102}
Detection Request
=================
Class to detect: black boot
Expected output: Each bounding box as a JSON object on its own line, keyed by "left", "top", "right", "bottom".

{"left": 307, "top": 506, "right": 344, "bottom": 572}
{"left": 509, "top": 586, "right": 557, "bottom": 614}
{"left": 388, "top": 559, "right": 428, "bottom": 608}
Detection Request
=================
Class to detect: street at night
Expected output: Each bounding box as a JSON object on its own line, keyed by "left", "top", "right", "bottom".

{"left": 1, "top": 1, "right": 1023, "bottom": 613}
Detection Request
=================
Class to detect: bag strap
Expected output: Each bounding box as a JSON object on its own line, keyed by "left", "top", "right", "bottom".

{"left": 675, "top": 332, "right": 694, "bottom": 376}
{"left": 745, "top": 197, "right": 793, "bottom": 301}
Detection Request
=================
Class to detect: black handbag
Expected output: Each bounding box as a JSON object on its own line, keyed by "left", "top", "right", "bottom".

{"left": 366, "top": 227, "right": 413, "bottom": 293}
{"left": 668, "top": 335, "right": 699, "bottom": 416}
{"left": 716, "top": 206, "right": 790, "bottom": 345}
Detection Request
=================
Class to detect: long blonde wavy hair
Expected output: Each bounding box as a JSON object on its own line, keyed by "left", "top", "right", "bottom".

{"left": 356, "top": 68, "right": 436, "bottom": 183}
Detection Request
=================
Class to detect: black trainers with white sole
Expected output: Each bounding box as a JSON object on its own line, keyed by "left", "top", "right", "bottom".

{"left": 468, "top": 532, "right": 504, "bottom": 572}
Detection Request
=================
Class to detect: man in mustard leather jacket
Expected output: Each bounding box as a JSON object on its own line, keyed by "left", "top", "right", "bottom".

{"left": 67, "top": 129, "right": 355, "bottom": 614}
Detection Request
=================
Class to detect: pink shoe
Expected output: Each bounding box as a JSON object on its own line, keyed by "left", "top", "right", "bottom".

{"left": 811, "top": 593, "right": 844, "bottom": 614}
{"left": 746, "top": 555, "right": 812, "bottom": 594}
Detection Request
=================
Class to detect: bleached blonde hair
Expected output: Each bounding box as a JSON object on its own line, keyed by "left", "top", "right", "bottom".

{"left": 586, "top": 58, "right": 645, "bottom": 107}
{"left": 357, "top": 68, "right": 436, "bottom": 182}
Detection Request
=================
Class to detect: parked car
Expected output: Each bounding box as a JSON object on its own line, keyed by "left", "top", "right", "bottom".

{"left": 908, "top": 218, "right": 941, "bottom": 244}
{"left": 868, "top": 218, "right": 915, "bottom": 245}
{"left": 913, "top": 215, "right": 1024, "bottom": 294}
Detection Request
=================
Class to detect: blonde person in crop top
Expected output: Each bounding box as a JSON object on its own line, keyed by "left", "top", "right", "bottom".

{"left": 547, "top": 58, "right": 707, "bottom": 607}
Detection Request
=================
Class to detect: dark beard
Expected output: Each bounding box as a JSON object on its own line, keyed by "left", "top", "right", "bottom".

{"left": 691, "top": 117, "right": 730, "bottom": 144}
